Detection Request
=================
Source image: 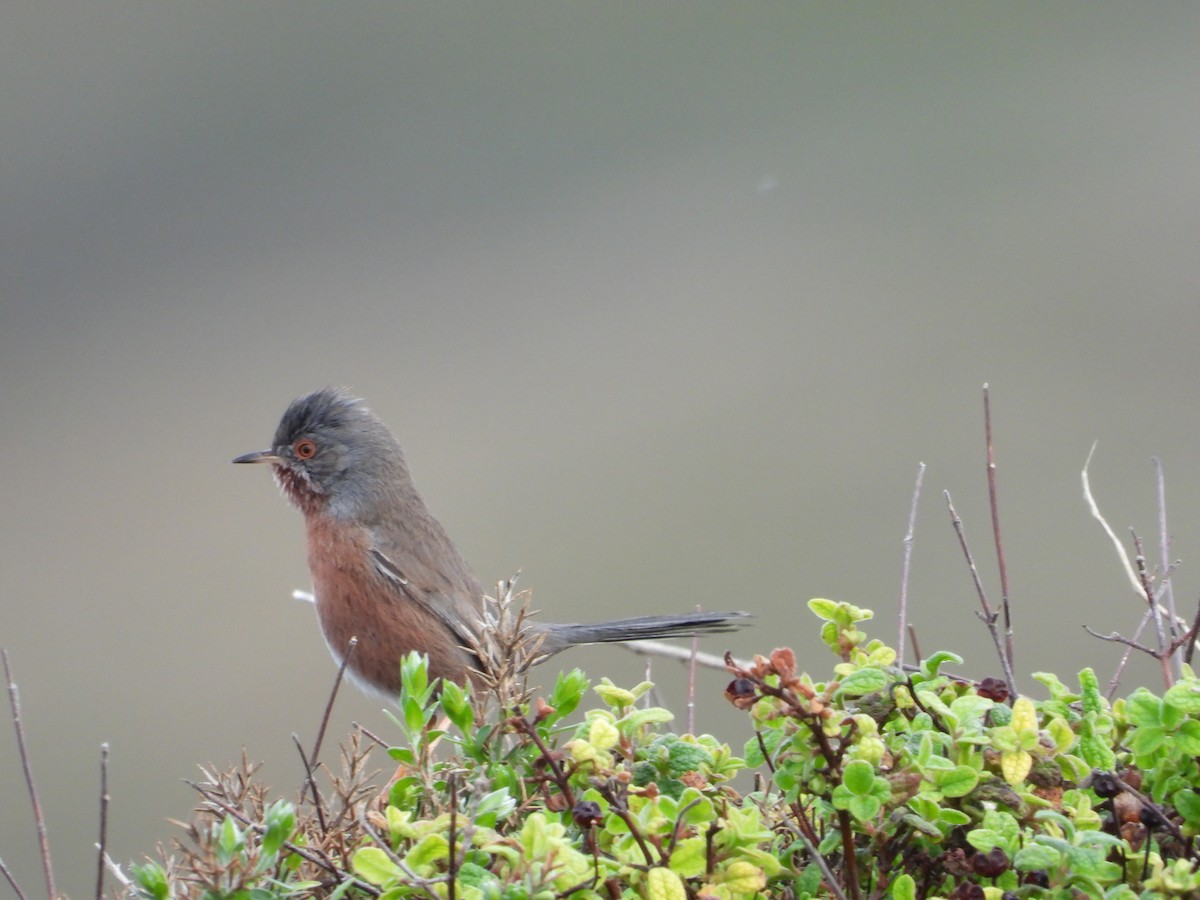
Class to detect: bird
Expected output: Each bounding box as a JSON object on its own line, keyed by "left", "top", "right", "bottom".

{"left": 234, "top": 388, "right": 749, "bottom": 701}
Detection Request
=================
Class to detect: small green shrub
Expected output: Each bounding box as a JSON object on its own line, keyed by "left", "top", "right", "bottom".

{"left": 125, "top": 599, "right": 1200, "bottom": 898}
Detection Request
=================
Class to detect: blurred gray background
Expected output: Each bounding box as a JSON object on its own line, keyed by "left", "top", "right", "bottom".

{"left": 3, "top": 3, "right": 1199, "bottom": 894}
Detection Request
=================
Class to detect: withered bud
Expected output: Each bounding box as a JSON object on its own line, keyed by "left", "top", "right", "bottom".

{"left": 725, "top": 678, "right": 758, "bottom": 709}
{"left": 977, "top": 676, "right": 1009, "bottom": 703}
{"left": 572, "top": 799, "right": 603, "bottom": 828}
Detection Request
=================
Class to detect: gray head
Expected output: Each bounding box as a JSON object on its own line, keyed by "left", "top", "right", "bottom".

{"left": 233, "top": 388, "right": 411, "bottom": 518}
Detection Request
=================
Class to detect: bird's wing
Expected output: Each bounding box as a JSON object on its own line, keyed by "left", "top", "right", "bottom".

{"left": 367, "top": 545, "right": 481, "bottom": 652}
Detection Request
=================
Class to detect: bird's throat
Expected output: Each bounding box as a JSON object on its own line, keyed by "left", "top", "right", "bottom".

{"left": 272, "top": 464, "right": 325, "bottom": 515}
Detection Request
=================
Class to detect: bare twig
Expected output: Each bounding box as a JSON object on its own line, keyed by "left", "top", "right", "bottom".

{"left": 896, "top": 462, "right": 926, "bottom": 666}
{"left": 1103, "top": 606, "right": 1155, "bottom": 699}
{"left": 1081, "top": 444, "right": 1142, "bottom": 596}
{"left": 906, "top": 626, "right": 923, "bottom": 667}
{"left": 1186, "top": 600, "right": 1200, "bottom": 668}
{"left": 3, "top": 649, "right": 56, "bottom": 900}
{"left": 312, "top": 636, "right": 357, "bottom": 773}
{"left": 356, "top": 804, "right": 435, "bottom": 892}
{"left": 623, "top": 641, "right": 743, "bottom": 670}
{"left": 1131, "top": 533, "right": 1172, "bottom": 688}
{"left": 95, "top": 742, "right": 110, "bottom": 900}
{"left": 945, "top": 493, "right": 1018, "bottom": 697}
{"left": 1083, "top": 625, "right": 1160, "bottom": 656}
{"left": 1110, "top": 772, "right": 1187, "bottom": 845}
{"left": 982, "top": 386, "right": 1015, "bottom": 686}
{"left": 299, "top": 635, "right": 358, "bottom": 827}
{"left": 1153, "top": 457, "right": 1181, "bottom": 672}
{"left": 447, "top": 773, "right": 458, "bottom": 900}
{"left": 185, "top": 779, "right": 374, "bottom": 888}
{"left": 0, "top": 857, "right": 29, "bottom": 900}
{"left": 688, "top": 606, "right": 701, "bottom": 736}
{"left": 292, "top": 735, "right": 327, "bottom": 834}
{"left": 783, "top": 824, "right": 849, "bottom": 900}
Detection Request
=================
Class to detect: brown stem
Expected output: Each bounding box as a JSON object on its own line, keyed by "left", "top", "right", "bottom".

{"left": 982, "top": 384, "right": 1015, "bottom": 680}
{"left": 95, "top": 742, "right": 110, "bottom": 900}
{"left": 3, "top": 650, "right": 56, "bottom": 900}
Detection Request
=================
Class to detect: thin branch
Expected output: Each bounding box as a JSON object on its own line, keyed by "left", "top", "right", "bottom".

{"left": 95, "top": 742, "right": 110, "bottom": 900}
{"left": 0, "top": 858, "right": 29, "bottom": 900}
{"left": 1110, "top": 772, "right": 1187, "bottom": 845}
{"left": 945, "top": 492, "right": 1018, "bottom": 697}
{"left": 906, "top": 626, "right": 923, "bottom": 667}
{"left": 687, "top": 606, "right": 701, "bottom": 736}
{"left": 447, "top": 773, "right": 458, "bottom": 900}
{"left": 1083, "top": 625, "right": 1160, "bottom": 656}
{"left": 896, "top": 462, "right": 926, "bottom": 667}
{"left": 300, "top": 636, "right": 358, "bottom": 824}
{"left": 1186, "top": 599, "right": 1200, "bottom": 668}
{"left": 356, "top": 804, "right": 438, "bottom": 896}
{"left": 185, "top": 779, "right": 374, "bottom": 889}
{"left": 311, "top": 636, "right": 357, "bottom": 770}
{"left": 1131, "top": 532, "right": 1172, "bottom": 689}
{"left": 1081, "top": 443, "right": 1142, "bottom": 596}
{"left": 1103, "top": 606, "right": 1155, "bottom": 699}
{"left": 622, "top": 641, "right": 744, "bottom": 670}
{"left": 982, "top": 385, "right": 1015, "bottom": 684}
{"left": 292, "top": 735, "right": 327, "bottom": 834}
{"left": 784, "top": 824, "right": 849, "bottom": 900}
{"left": 1153, "top": 457, "right": 1181, "bottom": 672}
{"left": 3, "top": 649, "right": 56, "bottom": 900}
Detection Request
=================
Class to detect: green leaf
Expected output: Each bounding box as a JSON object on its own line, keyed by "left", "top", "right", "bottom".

{"left": 549, "top": 668, "right": 588, "bottom": 720}
{"left": 399, "top": 651, "right": 430, "bottom": 698}
{"left": 1012, "top": 843, "right": 1061, "bottom": 871}
{"left": 259, "top": 800, "right": 295, "bottom": 861}
{"left": 403, "top": 695, "right": 429, "bottom": 734}
{"left": 966, "top": 828, "right": 1004, "bottom": 852}
{"left": 645, "top": 866, "right": 687, "bottom": 900}
{"left": 474, "top": 787, "right": 516, "bottom": 827}
{"left": 735, "top": 846, "right": 783, "bottom": 877}
{"left": 937, "top": 766, "right": 980, "bottom": 798}
{"left": 1176, "top": 719, "right": 1200, "bottom": 755}
{"left": 848, "top": 794, "right": 881, "bottom": 821}
{"left": 667, "top": 836, "right": 707, "bottom": 878}
{"left": 1164, "top": 678, "right": 1200, "bottom": 715}
{"left": 130, "top": 863, "right": 169, "bottom": 900}
{"left": 948, "top": 694, "right": 994, "bottom": 728}
{"left": 891, "top": 873, "right": 916, "bottom": 900}
{"left": 1000, "top": 748, "right": 1033, "bottom": 785}
{"left": 839, "top": 667, "right": 888, "bottom": 696}
{"left": 667, "top": 741, "right": 712, "bottom": 776}
{"left": 807, "top": 598, "right": 839, "bottom": 621}
{"left": 388, "top": 746, "right": 416, "bottom": 765}
{"left": 1128, "top": 724, "right": 1166, "bottom": 758}
{"left": 937, "top": 808, "right": 971, "bottom": 826}
{"left": 1174, "top": 788, "right": 1200, "bottom": 825}
{"left": 439, "top": 679, "right": 473, "bottom": 732}
{"left": 216, "top": 816, "right": 243, "bottom": 865}
{"left": 717, "top": 860, "right": 766, "bottom": 895}
{"left": 595, "top": 677, "right": 654, "bottom": 708}
{"left": 404, "top": 833, "right": 449, "bottom": 872}
{"left": 919, "top": 650, "right": 964, "bottom": 679}
{"left": 1125, "top": 689, "right": 1163, "bottom": 727}
{"left": 622, "top": 706, "right": 675, "bottom": 730}
{"left": 353, "top": 847, "right": 401, "bottom": 886}
{"left": 1046, "top": 716, "right": 1075, "bottom": 753}
{"left": 841, "top": 759, "right": 876, "bottom": 794}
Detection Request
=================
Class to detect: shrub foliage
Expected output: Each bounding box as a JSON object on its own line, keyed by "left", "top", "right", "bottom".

{"left": 122, "top": 598, "right": 1200, "bottom": 899}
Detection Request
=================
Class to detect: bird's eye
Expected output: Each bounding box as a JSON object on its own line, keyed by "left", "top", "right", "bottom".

{"left": 294, "top": 438, "right": 318, "bottom": 460}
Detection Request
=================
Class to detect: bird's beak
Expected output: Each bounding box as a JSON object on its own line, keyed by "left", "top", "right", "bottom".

{"left": 232, "top": 449, "right": 283, "bottom": 465}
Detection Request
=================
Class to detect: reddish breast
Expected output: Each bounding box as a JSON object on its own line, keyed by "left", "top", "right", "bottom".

{"left": 304, "top": 514, "right": 475, "bottom": 698}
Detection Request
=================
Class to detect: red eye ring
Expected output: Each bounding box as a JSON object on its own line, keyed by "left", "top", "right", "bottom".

{"left": 294, "top": 438, "right": 317, "bottom": 460}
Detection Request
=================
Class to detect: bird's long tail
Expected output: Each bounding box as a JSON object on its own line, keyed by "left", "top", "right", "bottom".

{"left": 539, "top": 610, "right": 751, "bottom": 652}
